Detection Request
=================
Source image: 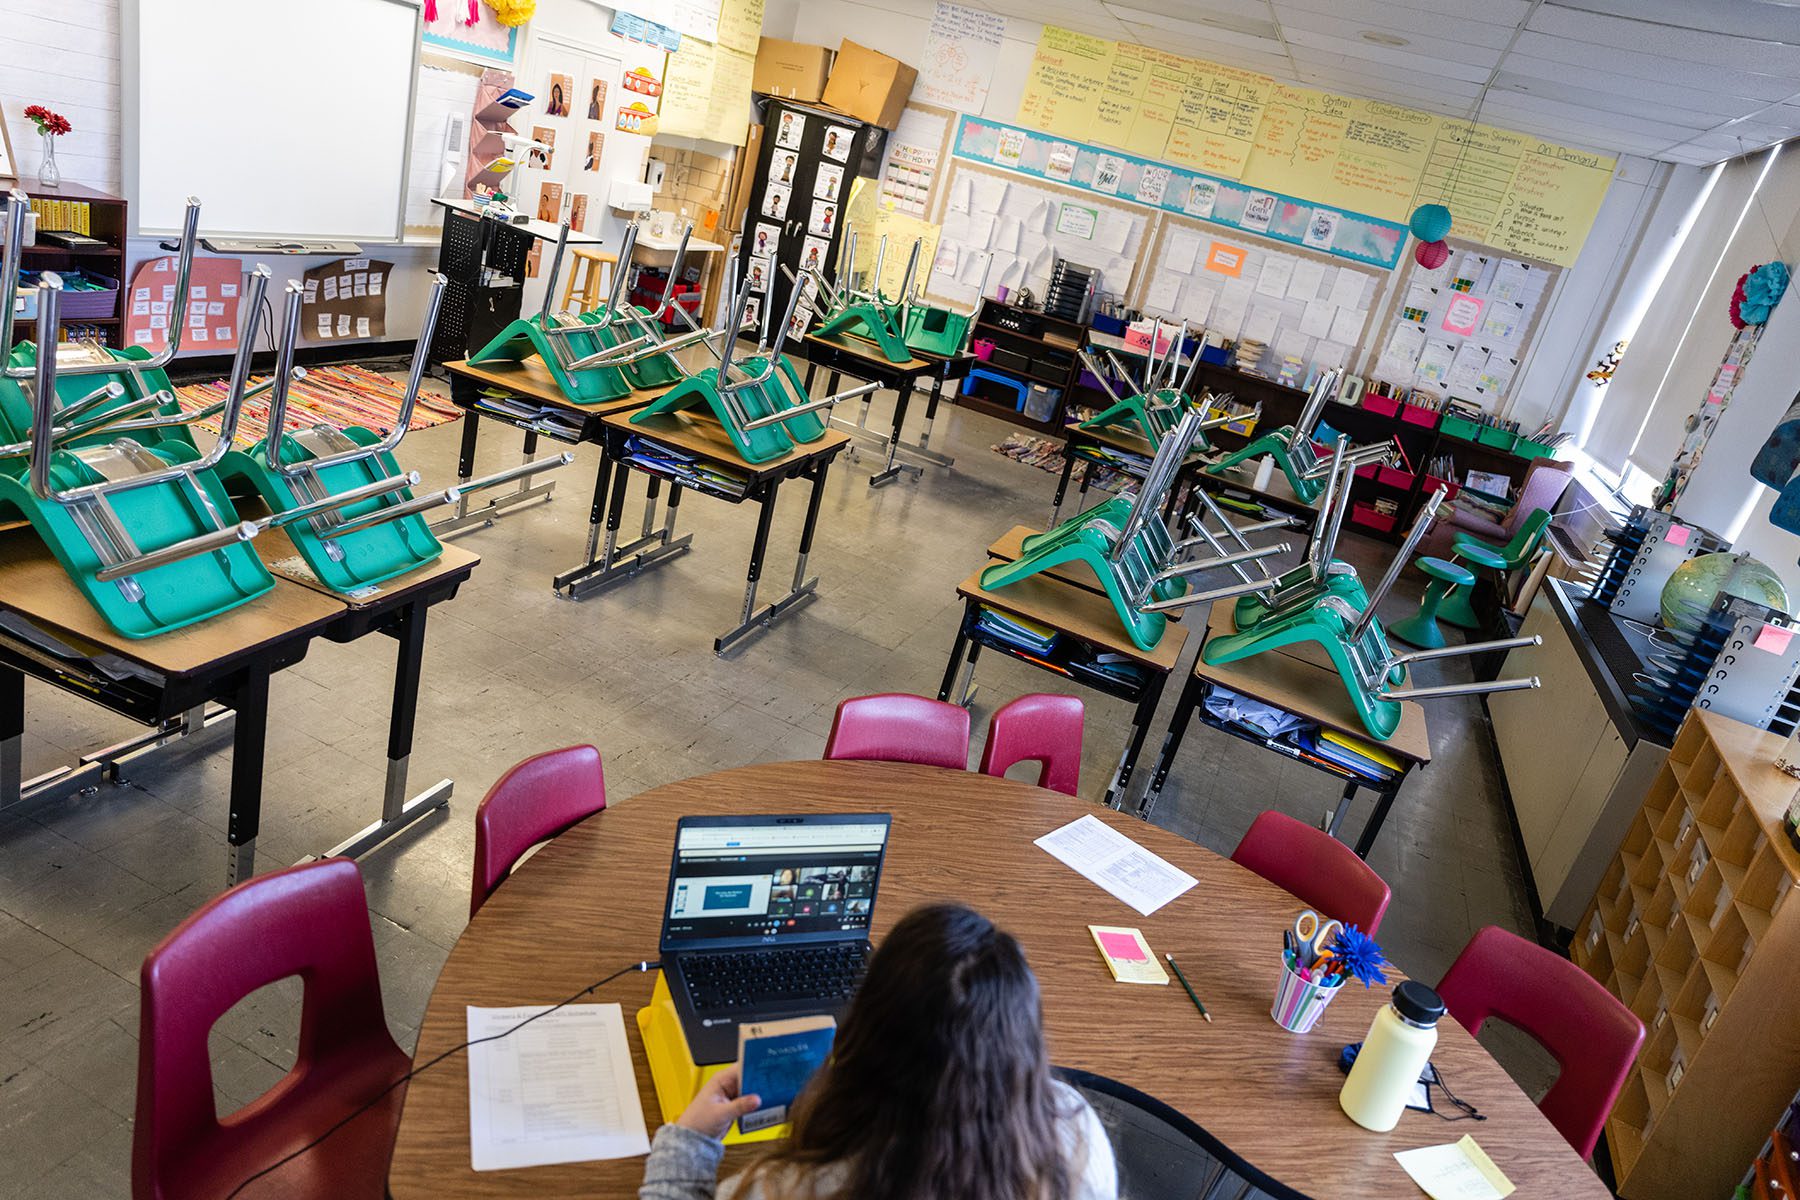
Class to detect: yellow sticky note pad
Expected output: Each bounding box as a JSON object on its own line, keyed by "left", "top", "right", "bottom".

{"left": 1088, "top": 925, "right": 1169, "bottom": 985}
{"left": 1394, "top": 1136, "right": 1515, "bottom": 1200}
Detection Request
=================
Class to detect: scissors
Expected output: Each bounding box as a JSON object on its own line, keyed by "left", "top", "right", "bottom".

{"left": 1293, "top": 910, "right": 1343, "bottom": 968}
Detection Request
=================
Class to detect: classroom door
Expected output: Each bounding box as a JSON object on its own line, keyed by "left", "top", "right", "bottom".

{"left": 514, "top": 34, "right": 646, "bottom": 313}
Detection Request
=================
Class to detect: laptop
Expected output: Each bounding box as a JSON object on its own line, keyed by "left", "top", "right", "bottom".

{"left": 659, "top": 813, "right": 892, "bottom": 1065}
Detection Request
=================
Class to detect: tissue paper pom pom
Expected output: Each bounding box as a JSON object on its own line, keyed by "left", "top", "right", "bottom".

{"left": 1408, "top": 203, "right": 1453, "bottom": 243}
{"left": 487, "top": 0, "right": 533, "bottom": 26}
{"left": 1414, "top": 239, "right": 1451, "bottom": 270}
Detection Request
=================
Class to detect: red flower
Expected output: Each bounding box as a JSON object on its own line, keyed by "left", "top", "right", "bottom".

{"left": 23, "top": 104, "right": 71, "bottom": 137}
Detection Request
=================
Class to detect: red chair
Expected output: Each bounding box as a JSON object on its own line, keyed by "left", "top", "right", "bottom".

{"left": 471, "top": 744, "right": 608, "bottom": 917}
{"left": 979, "top": 693, "right": 1084, "bottom": 795}
{"left": 1230, "top": 810, "right": 1391, "bottom": 934}
{"left": 133, "top": 858, "right": 408, "bottom": 1200}
{"left": 823, "top": 693, "right": 971, "bottom": 771}
{"left": 1436, "top": 925, "right": 1645, "bottom": 1159}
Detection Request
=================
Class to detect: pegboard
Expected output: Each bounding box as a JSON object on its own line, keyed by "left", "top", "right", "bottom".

{"left": 1135, "top": 213, "right": 1386, "bottom": 386}
{"left": 1367, "top": 237, "right": 1559, "bottom": 412}
{"left": 925, "top": 159, "right": 1152, "bottom": 309}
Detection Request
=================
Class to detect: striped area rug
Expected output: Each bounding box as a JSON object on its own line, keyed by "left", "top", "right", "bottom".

{"left": 174, "top": 364, "right": 460, "bottom": 447}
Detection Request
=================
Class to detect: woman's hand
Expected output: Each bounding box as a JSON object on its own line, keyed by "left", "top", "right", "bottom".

{"left": 676, "top": 1064, "right": 762, "bottom": 1139}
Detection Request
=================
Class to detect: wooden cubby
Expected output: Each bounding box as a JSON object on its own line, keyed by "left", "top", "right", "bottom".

{"left": 1576, "top": 709, "right": 1800, "bottom": 1198}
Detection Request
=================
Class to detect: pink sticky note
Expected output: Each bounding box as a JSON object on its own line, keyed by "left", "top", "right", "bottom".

{"left": 1666, "top": 524, "right": 1691, "bottom": 547}
{"left": 1098, "top": 931, "right": 1147, "bottom": 961}
{"left": 1755, "top": 624, "right": 1793, "bottom": 654}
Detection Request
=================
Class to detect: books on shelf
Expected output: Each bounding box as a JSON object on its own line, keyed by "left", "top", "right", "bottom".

{"left": 28, "top": 198, "right": 93, "bottom": 235}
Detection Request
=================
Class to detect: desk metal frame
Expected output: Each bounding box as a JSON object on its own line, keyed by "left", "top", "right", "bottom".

{"left": 0, "top": 569, "right": 470, "bottom": 886}
{"left": 434, "top": 381, "right": 580, "bottom": 537}
{"left": 1141, "top": 672, "right": 1419, "bottom": 856}
{"left": 801, "top": 339, "right": 972, "bottom": 488}
{"left": 937, "top": 594, "right": 1170, "bottom": 811}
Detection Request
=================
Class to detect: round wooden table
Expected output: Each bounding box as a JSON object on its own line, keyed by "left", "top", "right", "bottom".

{"left": 389, "top": 761, "right": 1609, "bottom": 1198}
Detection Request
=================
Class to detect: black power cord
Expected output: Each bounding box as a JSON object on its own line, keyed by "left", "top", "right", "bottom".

{"left": 224, "top": 958, "right": 661, "bottom": 1198}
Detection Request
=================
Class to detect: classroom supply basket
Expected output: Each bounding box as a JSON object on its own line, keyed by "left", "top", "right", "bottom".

{"left": 1272, "top": 953, "right": 1346, "bottom": 1033}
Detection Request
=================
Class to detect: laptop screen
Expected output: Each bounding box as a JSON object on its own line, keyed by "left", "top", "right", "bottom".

{"left": 662, "top": 815, "right": 891, "bottom": 946}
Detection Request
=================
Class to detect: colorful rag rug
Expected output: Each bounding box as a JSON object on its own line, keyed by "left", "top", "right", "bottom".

{"left": 174, "top": 364, "right": 460, "bottom": 447}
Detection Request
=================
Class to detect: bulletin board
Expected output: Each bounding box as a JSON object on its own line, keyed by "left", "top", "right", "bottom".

{"left": 1367, "top": 238, "right": 1560, "bottom": 412}
{"left": 925, "top": 159, "right": 1151, "bottom": 309}
{"left": 877, "top": 104, "right": 955, "bottom": 220}
{"left": 1135, "top": 214, "right": 1383, "bottom": 388}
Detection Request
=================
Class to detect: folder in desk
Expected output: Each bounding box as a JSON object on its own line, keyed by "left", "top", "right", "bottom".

{"left": 636, "top": 972, "right": 789, "bottom": 1146}
{"left": 975, "top": 606, "right": 1059, "bottom": 654}
{"left": 1297, "top": 728, "right": 1399, "bottom": 781}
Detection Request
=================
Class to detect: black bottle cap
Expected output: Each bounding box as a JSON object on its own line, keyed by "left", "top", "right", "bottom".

{"left": 1394, "top": 980, "right": 1447, "bottom": 1027}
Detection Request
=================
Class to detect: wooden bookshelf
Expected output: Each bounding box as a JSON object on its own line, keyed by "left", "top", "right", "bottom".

{"left": 960, "top": 299, "right": 1087, "bottom": 431}
{"left": 7, "top": 182, "right": 129, "bottom": 348}
{"left": 1574, "top": 709, "right": 1800, "bottom": 1199}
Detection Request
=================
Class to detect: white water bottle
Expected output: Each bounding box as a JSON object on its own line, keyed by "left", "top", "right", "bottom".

{"left": 1340, "top": 981, "right": 1446, "bottom": 1132}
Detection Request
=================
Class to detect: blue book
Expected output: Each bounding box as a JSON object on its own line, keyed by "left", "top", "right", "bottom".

{"left": 735, "top": 1015, "right": 836, "bottom": 1134}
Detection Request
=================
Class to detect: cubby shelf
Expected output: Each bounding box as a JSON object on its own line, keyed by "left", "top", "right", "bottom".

{"left": 1578, "top": 710, "right": 1800, "bottom": 1199}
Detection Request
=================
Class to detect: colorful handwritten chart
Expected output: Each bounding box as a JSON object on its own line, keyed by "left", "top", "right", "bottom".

{"left": 954, "top": 115, "right": 1407, "bottom": 269}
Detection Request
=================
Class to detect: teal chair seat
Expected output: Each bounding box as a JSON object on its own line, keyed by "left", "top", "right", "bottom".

{"left": 1389, "top": 556, "right": 1475, "bottom": 649}
{"left": 1440, "top": 509, "right": 1551, "bottom": 630}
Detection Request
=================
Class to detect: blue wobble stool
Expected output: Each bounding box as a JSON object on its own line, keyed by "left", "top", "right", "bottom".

{"left": 1388, "top": 556, "right": 1475, "bottom": 649}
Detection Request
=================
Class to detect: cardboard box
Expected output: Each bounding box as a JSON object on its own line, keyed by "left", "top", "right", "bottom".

{"left": 753, "top": 38, "right": 833, "bottom": 102}
{"left": 724, "top": 123, "right": 763, "bottom": 232}
{"left": 820, "top": 39, "right": 917, "bottom": 130}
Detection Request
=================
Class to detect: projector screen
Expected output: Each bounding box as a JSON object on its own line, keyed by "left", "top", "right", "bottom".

{"left": 124, "top": 0, "right": 422, "bottom": 242}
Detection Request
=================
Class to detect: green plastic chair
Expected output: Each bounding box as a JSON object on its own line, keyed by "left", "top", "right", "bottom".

{"left": 1439, "top": 508, "right": 1552, "bottom": 630}
{"left": 1388, "top": 556, "right": 1477, "bottom": 649}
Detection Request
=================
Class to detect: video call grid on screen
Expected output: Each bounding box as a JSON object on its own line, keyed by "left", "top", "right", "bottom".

{"left": 665, "top": 823, "right": 887, "bottom": 942}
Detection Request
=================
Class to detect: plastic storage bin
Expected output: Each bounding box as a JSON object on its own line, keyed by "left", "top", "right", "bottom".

{"left": 1361, "top": 393, "right": 1401, "bottom": 419}
{"left": 1439, "top": 414, "right": 1482, "bottom": 442}
{"left": 1090, "top": 313, "right": 1127, "bottom": 336}
{"left": 1477, "top": 425, "right": 1519, "bottom": 452}
{"left": 57, "top": 270, "right": 119, "bottom": 319}
{"left": 1023, "top": 385, "right": 1061, "bottom": 422}
{"left": 1400, "top": 402, "right": 1439, "bottom": 428}
{"left": 972, "top": 339, "right": 995, "bottom": 362}
{"left": 964, "top": 367, "right": 1029, "bottom": 410}
{"left": 1350, "top": 501, "right": 1398, "bottom": 533}
{"left": 1516, "top": 437, "right": 1558, "bottom": 460}
{"left": 1423, "top": 475, "right": 1461, "bottom": 500}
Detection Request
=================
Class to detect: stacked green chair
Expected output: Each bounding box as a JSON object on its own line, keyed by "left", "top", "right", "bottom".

{"left": 1438, "top": 508, "right": 1553, "bottom": 630}
{"left": 220, "top": 275, "right": 571, "bottom": 595}
{"left": 1203, "top": 370, "right": 1391, "bottom": 503}
{"left": 1075, "top": 324, "right": 1257, "bottom": 448}
{"left": 809, "top": 233, "right": 917, "bottom": 363}
{"left": 1200, "top": 489, "right": 1543, "bottom": 741}
{"left": 979, "top": 408, "right": 1295, "bottom": 651}
{"left": 632, "top": 266, "right": 879, "bottom": 464}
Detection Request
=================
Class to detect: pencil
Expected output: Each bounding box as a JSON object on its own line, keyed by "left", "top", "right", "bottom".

{"left": 1165, "top": 953, "right": 1211, "bottom": 1023}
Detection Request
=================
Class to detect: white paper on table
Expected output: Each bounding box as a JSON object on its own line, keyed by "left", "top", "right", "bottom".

{"left": 1447, "top": 342, "right": 1487, "bottom": 391}
{"left": 1165, "top": 227, "right": 1201, "bottom": 274}
{"left": 1145, "top": 273, "right": 1183, "bottom": 313}
{"left": 1241, "top": 303, "right": 1281, "bottom": 344}
{"left": 466, "top": 1003, "right": 650, "bottom": 1171}
{"left": 1327, "top": 270, "right": 1365, "bottom": 310}
{"left": 1299, "top": 300, "right": 1335, "bottom": 339}
{"left": 1185, "top": 285, "right": 1216, "bottom": 326}
{"left": 1393, "top": 1136, "right": 1515, "bottom": 1200}
{"left": 1287, "top": 259, "right": 1325, "bottom": 303}
{"left": 1034, "top": 815, "right": 1197, "bottom": 916}
{"left": 1255, "top": 256, "right": 1293, "bottom": 299}
{"left": 1328, "top": 306, "right": 1365, "bottom": 345}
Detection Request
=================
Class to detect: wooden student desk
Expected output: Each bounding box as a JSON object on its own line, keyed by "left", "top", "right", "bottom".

{"left": 1138, "top": 600, "right": 1431, "bottom": 857}
{"left": 0, "top": 528, "right": 479, "bottom": 884}
{"left": 572, "top": 409, "right": 851, "bottom": 655}
{"left": 800, "top": 332, "right": 974, "bottom": 488}
{"left": 1051, "top": 419, "right": 1214, "bottom": 529}
{"left": 385, "top": 761, "right": 1611, "bottom": 1200}
{"left": 941, "top": 537, "right": 1189, "bottom": 809}
{"left": 1196, "top": 456, "right": 1324, "bottom": 523}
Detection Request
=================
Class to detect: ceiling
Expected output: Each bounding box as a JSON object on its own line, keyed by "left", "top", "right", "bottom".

{"left": 963, "top": 0, "right": 1800, "bottom": 165}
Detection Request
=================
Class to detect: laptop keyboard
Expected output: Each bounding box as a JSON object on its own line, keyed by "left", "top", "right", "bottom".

{"left": 681, "top": 943, "right": 868, "bottom": 1013}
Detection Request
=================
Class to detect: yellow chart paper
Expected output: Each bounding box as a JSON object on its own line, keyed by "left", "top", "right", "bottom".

{"left": 659, "top": 41, "right": 754, "bottom": 145}
{"left": 1017, "top": 26, "right": 1115, "bottom": 143}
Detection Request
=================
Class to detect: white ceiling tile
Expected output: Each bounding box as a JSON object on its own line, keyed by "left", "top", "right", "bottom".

{"left": 1477, "top": 88, "right": 1711, "bottom": 141}
{"left": 1103, "top": 7, "right": 1291, "bottom": 56}
{"left": 1528, "top": 5, "right": 1800, "bottom": 74}
{"left": 1510, "top": 31, "right": 1800, "bottom": 100}
{"left": 1280, "top": 28, "right": 1495, "bottom": 83}
{"left": 1273, "top": 0, "right": 1526, "bottom": 39}
{"left": 1284, "top": 46, "right": 1486, "bottom": 96}
{"left": 1498, "top": 54, "right": 1769, "bottom": 119}
{"left": 1546, "top": 0, "right": 1800, "bottom": 43}
{"left": 1273, "top": 12, "right": 1508, "bottom": 69}
{"left": 1489, "top": 73, "right": 1726, "bottom": 132}
{"left": 1100, "top": 0, "right": 1280, "bottom": 38}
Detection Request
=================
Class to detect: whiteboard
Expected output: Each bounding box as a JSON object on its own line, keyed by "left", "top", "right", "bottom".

{"left": 124, "top": 0, "right": 422, "bottom": 242}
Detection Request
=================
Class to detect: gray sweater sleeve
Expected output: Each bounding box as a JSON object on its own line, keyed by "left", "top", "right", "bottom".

{"left": 639, "top": 1124, "right": 727, "bottom": 1200}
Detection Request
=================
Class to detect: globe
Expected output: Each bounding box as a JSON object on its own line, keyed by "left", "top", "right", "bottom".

{"left": 1660, "top": 553, "right": 1790, "bottom": 634}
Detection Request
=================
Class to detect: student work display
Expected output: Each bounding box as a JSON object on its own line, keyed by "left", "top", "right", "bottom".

{"left": 1014, "top": 26, "right": 1616, "bottom": 267}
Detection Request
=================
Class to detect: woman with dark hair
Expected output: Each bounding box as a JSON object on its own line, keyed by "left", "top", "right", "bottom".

{"left": 640, "top": 903, "right": 1116, "bottom": 1200}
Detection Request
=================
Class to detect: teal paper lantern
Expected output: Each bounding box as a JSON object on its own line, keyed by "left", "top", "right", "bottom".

{"left": 1409, "top": 203, "right": 1453, "bottom": 243}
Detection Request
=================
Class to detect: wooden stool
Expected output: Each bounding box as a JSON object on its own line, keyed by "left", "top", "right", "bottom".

{"left": 1389, "top": 556, "right": 1475, "bottom": 649}
{"left": 560, "top": 246, "right": 620, "bottom": 314}
{"left": 1441, "top": 539, "right": 1508, "bottom": 629}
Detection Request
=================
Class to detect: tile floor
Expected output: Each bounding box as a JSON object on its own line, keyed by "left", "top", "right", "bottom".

{"left": 1, "top": 371, "right": 1552, "bottom": 1195}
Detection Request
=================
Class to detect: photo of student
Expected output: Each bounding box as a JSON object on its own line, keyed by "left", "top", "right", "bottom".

{"left": 773, "top": 867, "right": 797, "bottom": 885}
{"left": 585, "top": 132, "right": 603, "bottom": 172}
{"left": 769, "top": 885, "right": 796, "bottom": 908}
{"left": 845, "top": 897, "right": 871, "bottom": 916}
{"left": 536, "top": 182, "right": 563, "bottom": 224}
{"left": 753, "top": 223, "right": 780, "bottom": 257}
{"left": 644, "top": 903, "right": 1117, "bottom": 1198}
{"left": 547, "top": 74, "right": 572, "bottom": 117}
{"left": 588, "top": 78, "right": 606, "bottom": 121}
{"left": 528, "top": 127, "right": 554, "bottom": 169}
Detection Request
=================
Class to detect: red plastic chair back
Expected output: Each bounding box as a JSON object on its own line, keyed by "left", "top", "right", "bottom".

{"left": 133, "top": 858, "right": 408, "bottom": 1200}
{"left": 1230, "top": 810, "right": 1392, "bottom": 934}
{"left": 1436, "top": 925, "right": 1644, "bottom": 1159}
{"left": 979, "top": 693, "right": 1084, "bottom": 795}
{"left": 823, "top": 693, "right": 971, "bottom": 771}
{"left": 471, "top": 744, "right": 608, "bottom": 917}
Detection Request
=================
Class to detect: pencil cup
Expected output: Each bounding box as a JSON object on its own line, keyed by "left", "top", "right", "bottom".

{"left": 1271, "top": 955, "right": 1345, "bottom": 1034}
